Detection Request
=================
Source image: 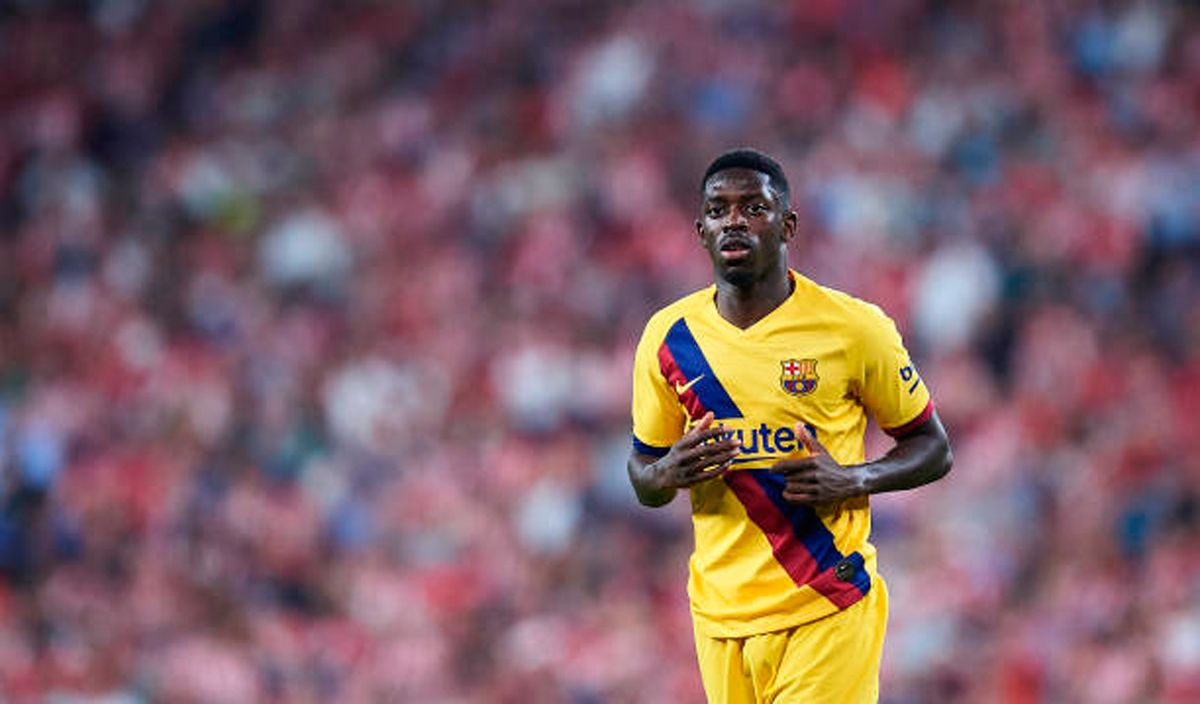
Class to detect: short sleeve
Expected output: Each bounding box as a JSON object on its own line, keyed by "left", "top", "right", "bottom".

{"left": 854, "top": 305, "right": 934, "bottom": 436}
{"left": 631, "top": 320, "right": 686, "bottom": 457}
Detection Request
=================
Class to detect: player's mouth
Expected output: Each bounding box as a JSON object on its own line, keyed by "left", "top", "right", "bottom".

{"left": 719, "top": 238, "right": 753, "bottom": 263}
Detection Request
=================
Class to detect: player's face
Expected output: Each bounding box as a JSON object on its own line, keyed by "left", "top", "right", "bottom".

{"left": 696, "top": 169, "right": 797, "bottom": 287}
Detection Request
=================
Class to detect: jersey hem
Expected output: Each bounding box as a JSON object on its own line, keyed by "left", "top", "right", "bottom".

{"left": 689, "top": 567, "right": 878, "bottom": 639}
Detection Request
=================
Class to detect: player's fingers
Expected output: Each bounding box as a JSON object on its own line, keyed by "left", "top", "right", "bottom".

{"left": 769, "top": 457, "right": 814, "bottom": 475}
{"left": 687, "top": 442, "right": 741, "bottom": 469}
{"left": 785, "top": 478, "right": 819, "bottom": 493}
{"left": 782, "top": 489, "right": 817, "bottom": 504}
{"left": 677, "top": 436, "right": 740, "bottom": 463}
{"left": 680, "top": 447, "right": 740, "bottom": 477}
{"left": 708, "top": 446, "right": 742, "bottom": 465}
{"left": 676, "top": 457, "right": 735, "bottom": 487}
{"left": 687, "top": 412, "right": 715, "bottom": 437}
{"left": 678, "top": 422, "right": 728, "bottom": 450}
{"left": 782, "top": 478, "right": 820, "bottom": 495}
{"left": 698, "top": 424, "right": 734, "bottom": 444}
{"left": 795, "top": 422, "right": 830, "bottom": 457}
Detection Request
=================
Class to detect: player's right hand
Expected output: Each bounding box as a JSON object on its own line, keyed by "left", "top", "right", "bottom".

{"left": 649, "top": 412, "right": 742, "bottom": 490}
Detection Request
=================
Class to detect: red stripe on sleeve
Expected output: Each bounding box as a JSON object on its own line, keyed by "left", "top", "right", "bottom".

{"left": 883, "top": 400, "right": 935, "bottom": 438}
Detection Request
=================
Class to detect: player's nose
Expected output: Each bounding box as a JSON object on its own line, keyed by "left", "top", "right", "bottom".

{"left": 722, "top": 209, "right": 749, "bottom": 231}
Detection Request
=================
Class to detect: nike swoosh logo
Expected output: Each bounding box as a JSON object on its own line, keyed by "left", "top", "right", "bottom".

{"left": 673, "top": 375, "right": 705, "bottom": 396}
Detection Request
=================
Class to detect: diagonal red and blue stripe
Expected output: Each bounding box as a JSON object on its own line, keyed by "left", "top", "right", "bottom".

{"left": 656, "top": 318, "right": 743, "bottom": 421}
{"left": 646, "top": 317, "right": 870, "bottom": 607}
{"left": 725, "top": 469, "right": 871, "bottom": 608}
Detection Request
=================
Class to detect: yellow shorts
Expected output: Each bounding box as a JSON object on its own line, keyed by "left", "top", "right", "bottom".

{"left": 693, "top": 578, "right": 888, "bottom": 704}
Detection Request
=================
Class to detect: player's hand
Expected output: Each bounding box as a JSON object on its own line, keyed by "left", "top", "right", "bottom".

{"left": 770, "top": 422, "right": 866, "bottom": 505}
{"left": 650, "top": 412, "right": 741, "bottom": 490}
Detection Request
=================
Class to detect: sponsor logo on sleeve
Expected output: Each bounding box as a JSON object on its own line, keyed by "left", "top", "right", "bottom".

{"left": 900, "top": 363, "right": 921, "bottom": 394}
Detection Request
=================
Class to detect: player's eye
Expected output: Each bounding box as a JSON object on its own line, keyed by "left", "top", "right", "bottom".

{"left": 705, "top": 206, "right": 725, "bottom": 217}
{"left": 747, "top": 203, "right": 767, "bottom": 215}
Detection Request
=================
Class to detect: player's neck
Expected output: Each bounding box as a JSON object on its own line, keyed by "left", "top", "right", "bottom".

{"left": 713, "top": 269, "right": 793, "bottom": 330}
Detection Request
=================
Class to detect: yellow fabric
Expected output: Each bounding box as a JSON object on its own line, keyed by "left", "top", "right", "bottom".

{"left": 693, "top": 577, "right": 888, "bottom": 704}
{"left": 631, "top": 271, "right": 929, "bottom": 636}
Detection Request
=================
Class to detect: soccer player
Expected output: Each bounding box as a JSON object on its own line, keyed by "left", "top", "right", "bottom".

{"left": 627, "top": 149, "right": 952, "bottom": 703}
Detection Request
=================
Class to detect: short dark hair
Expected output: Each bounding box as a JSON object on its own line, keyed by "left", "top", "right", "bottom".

{"left": 701, "top": 148, "right": 790, "bottom": 206}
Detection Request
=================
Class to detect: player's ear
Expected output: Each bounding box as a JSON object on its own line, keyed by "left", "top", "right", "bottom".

{"left": 695, "top": 219, "right": 706, "bottom": 245}
{"left": 781, "top": 210, "right": 799, "bottom": 243}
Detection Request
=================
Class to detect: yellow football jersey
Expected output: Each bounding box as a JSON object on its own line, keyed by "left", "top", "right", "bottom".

{"left": 631, "top": 270, "right": 932, "bottom": 638}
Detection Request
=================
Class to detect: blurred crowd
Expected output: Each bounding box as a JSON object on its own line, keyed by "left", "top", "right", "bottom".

{"left": 0, "top": 0, "right": 1197, "bottom": 701}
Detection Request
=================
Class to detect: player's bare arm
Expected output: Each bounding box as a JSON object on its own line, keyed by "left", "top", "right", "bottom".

{"left": 628, "top": 412, "right": 742, "bottom": 507}
{"left": 771, "top": 412, "right": 952, "bottom": 505}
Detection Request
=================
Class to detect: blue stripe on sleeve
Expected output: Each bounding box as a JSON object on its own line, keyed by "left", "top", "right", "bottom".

{"left": 632, "top": 436, "right": 670, "bottom": 458}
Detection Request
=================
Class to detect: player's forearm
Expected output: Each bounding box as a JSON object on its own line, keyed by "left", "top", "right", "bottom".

{"left": 627, "top": 453, "right": 679, "bottom": 507}
{"left": 856, "top": 414, "right": 952, "bottom": 495}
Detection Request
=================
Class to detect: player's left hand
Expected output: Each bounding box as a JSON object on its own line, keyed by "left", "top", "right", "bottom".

{"left": 770, "top": 422, "right": 867, "bottom": 505}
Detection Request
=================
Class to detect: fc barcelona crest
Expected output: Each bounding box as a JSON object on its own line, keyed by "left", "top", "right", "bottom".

{"left": 781, "top": 358, "right": 819, "bottom": 396}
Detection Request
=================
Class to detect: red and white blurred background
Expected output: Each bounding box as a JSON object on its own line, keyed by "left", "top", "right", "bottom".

{"left": 0, "top": 1, "right": 1197, "bottom": 701}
